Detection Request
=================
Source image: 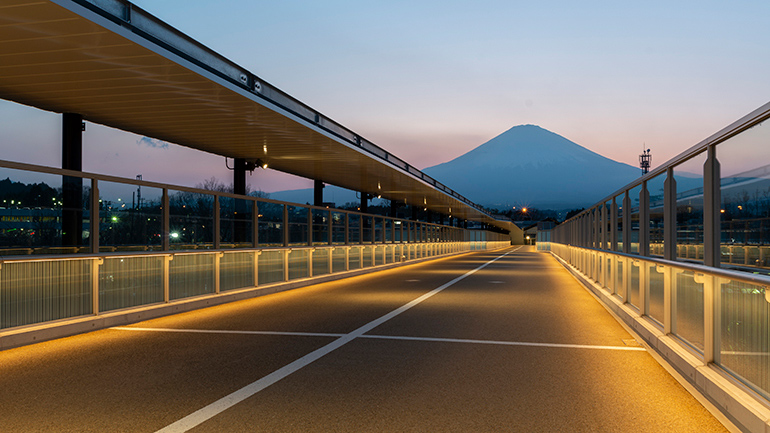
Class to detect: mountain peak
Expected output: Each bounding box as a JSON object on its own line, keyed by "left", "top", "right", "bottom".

{"left": 423, "top": 125, "right": 639, "bottom": 209}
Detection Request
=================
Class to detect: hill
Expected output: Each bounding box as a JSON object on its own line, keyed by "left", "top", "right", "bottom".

{"left": 423, "top": 125, "right": 641, "bottom": 209}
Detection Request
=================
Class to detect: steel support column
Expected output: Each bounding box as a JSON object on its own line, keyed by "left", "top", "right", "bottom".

{"left": 314, "top": 180, "right": 324, "bottom": 207}
{"left": 62, "top": 113, "right": 83, "bottom": 248}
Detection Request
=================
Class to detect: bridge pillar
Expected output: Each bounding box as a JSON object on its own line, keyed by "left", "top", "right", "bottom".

{"left": 314, "top": 180, "right": 324, "bottom": 206}
{"left": 360, "top": 192, "right": 369, "bottom": 214}
{"left": 233, "top": 158, "right": 247, "bottom": 195}
{"left": 62, "top": 113, "right": 83, "bottom": 248}
{"left": 232, "top": 158, "right": 249, "bottom": 243}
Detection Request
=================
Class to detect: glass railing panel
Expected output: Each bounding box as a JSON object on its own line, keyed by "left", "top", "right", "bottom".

{"left": 348, "top": 246, "right": 361, "bottom": 270}
{"left": 312, "top": 248, "right": 330, "bottom": 276}
{"left": 720, "top": 279, "right": 770, "bottom": 399}
{"left": 717, "top": 121, "right": 770, "bottom": 272}
{"left": 675, "top": 151, "right": 706, "bottom": 262}
{"left": 220, "top": 251, "right": 254, "bottom": 291}
{"left": 629, "top": 260, "right": 640, "bottom": 308}
{"left": 362, "top": 216, "right": 372, "bottom": 244}
{"left": 332, "top": 248, "right": 346, "bottom": 273}
{"left": 674, "top": 270, "right": 705, "bottom": 351}
{"left": 100, "top": 181, "right": 162, "bottom": 252}
{"left": 288, "top": 249, "right": 309, "bottom": 280}
{"left": 168, "top": 190, "right": 215, "bottom": 250}
{"left": 312, "top": 209, "right": 329, "bottom": 245}
{"left": 0, "top": 167, "right": 90, "bottom": 255}
{"left": 648, "top": 264, "right": 665, "bottom": 325}
{"left": 374, "top": 217, "right": 383, "bottom": 243}
{"left": 169, "top": 253, "right": 215, "bottom": 299}
{"left": 348, "top": 214, "right": 360, "bottom": 244}
{"left": 220, "top": 197, "right": 253, "bottom": 248}
{"left": 648, "top": 173, "right": 666, "bottom": 257}
{"left": 629, "top": 185, "right": 642, "bottom": 254}
{"left": 258, "top": 250, "right": 283, "bottom": 284}
{"left": 257, "top": 201, "right": 283, "bottom": 246}
{"left": 100, "top": 256, "right": 163, "bottom": 311}
{"left": 287, "top": 205, "right": 308, "bottom": 246}
{"left": 331, "top": 212, "right": 346, "bottom": 245}
{"left": 0, "top": 259, "right": 92, "bottom": 328}
{"left": 362, "top": 246, "right": 373, "bottom": 267}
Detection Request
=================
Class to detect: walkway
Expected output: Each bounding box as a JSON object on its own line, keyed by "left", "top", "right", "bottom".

{"left": 0, "top": 247, "right": 728, "bottom": 432}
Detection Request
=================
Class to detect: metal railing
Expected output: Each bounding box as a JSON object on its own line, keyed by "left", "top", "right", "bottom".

{"left": 551, "top": 101, "right": 770, "bottom": 405}
{"left": 0, "top": 158, "right": 509, "bottom": 331}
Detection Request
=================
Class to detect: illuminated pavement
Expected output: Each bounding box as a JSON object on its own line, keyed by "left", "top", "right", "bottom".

{"left": 0, "top": 247, "right": 729, "bottom": 432}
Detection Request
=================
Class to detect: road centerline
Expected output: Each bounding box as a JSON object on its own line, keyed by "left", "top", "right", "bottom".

{"left": 154, "top": 247, "right": 520, "bottom": 433}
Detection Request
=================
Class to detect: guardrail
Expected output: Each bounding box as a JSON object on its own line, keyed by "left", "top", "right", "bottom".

{"left": 0, "top": 158, "right": 509, "bottom": 332}
{"left": 550, "top": 101, "right": 770, "bottom": 429}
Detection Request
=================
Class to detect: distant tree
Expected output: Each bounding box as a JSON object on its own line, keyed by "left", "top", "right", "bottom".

{"left": 564, "top": 208, "right": 585, "bottom": 220}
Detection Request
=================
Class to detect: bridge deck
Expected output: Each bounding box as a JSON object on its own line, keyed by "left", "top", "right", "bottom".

{"left": 0, "top": 247, "right": 728, "bottom": 432}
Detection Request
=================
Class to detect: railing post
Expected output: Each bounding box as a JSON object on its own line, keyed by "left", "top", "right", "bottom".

{"left": 307, "top": 207, "right": 313, "bottom": 247}
{"left": 254, "top": 250, "right": 260, "bottom": 287}
{"left": 703, "top": 274, "right": 717, "bottom": 363}
{"left": 214, "top": 252, "right": 222, "bottom": 294}
{"left": 284, "top": 249, "right": 290, "bottom": 282}
{"left": 704, "top": 144, "right": 721, "bottom": 267}
{"left": 92, "top": 258, "right": 102, "bottom": 315}
{"left": 308, "top": 249, "right": 314, "bottom": 277}
{"left": 164, "top": 255, "right": 172, "bottom": 303}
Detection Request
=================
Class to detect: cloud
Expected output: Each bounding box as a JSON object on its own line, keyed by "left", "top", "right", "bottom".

{"left": 137, "top": 136, "right": 169, "bottom": 149}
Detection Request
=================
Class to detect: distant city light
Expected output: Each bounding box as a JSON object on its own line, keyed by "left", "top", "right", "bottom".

{"left": 170, "top": 232, "right": 180, "bottom": 239}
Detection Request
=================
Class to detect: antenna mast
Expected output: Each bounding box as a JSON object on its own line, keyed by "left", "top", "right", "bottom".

{"left": 639, "top": 148, "right": 652, "bottom": 175}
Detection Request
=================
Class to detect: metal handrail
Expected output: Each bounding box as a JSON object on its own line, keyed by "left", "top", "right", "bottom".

{"left": 568, "top": 244, "right": 770, "bottom": 288}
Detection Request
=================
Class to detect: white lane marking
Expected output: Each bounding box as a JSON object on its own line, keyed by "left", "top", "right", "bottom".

{"left": 405, "top": 279, "right": 421, "bottom": 282}
{"left": 112, "top": 327, "right": 346, "bottom": 339}
{"left": 488, "top": 280, "right": 505, "bottom": 284}
{"left": 112, "top": 327, "right": 644, "bottom": 352}
{"left": 359, "top": 334, "right": 646, "bottom": 352}
{"left": 154, "top": 247, "right": 521, "bottom": 433}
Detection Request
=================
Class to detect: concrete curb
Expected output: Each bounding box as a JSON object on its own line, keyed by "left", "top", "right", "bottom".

{"left": 551, "top": 252, "right": 770, "bottom": 433}
{"left": 0, "top": 250, "right": 477, "bottom": 352}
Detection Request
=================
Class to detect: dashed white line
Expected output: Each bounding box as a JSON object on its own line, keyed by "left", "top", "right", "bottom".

{"left": 153, "top": 247, "right": 521, "bottom": 433}
{"left": 113, "top": 326, "right": 646, "bottom": 352}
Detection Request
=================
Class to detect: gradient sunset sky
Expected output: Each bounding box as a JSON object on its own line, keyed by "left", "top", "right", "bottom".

{"left": 1, "top": 0, "right": 768, "bottom": 194}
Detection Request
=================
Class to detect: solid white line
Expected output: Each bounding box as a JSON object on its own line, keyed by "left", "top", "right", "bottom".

{"left": 359, "top": 334, "right": 647, "bottom": 352}
{"left": 154, "top": 247, "right": 521, "bottom": 433}
{"left": 112, "top": 327, "right": 644, "bottom": 352}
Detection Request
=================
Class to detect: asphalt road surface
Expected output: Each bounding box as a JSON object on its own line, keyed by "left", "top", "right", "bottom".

{"left": 0, "top": 246, "right": 729, "bottom": 432}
